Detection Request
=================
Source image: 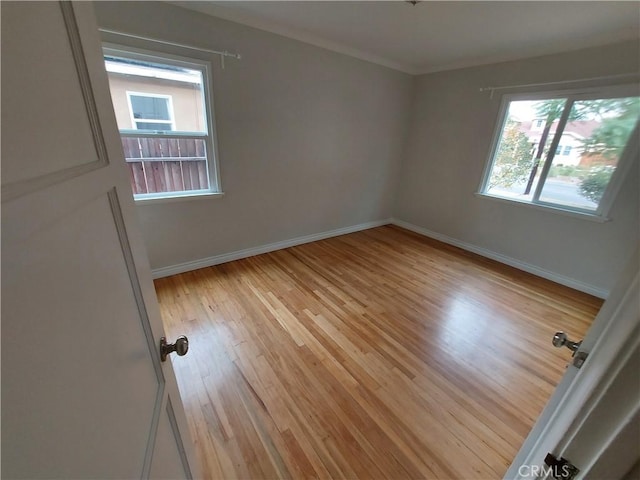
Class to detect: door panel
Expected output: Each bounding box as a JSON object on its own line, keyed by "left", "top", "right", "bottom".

{"left": 150, "top": 398, "right": 194, "bottom": 479}
{"left": 1, "top": 1, "right": 103, "bottom": 186}
{"left": 1, "top": 2, "right": 196, "bottom": 478}
{"left": 3, "top": 192, "right": 160, "bottom": 477}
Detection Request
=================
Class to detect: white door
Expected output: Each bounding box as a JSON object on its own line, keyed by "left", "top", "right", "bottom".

{"left": 553, "top": 329, "right": 639, "bottom": 479}
{"left": 505, "top": 247, "right": 639, "bottom": 479}
{"left": 1, "top": 2, "right": 197, "bottom": 478}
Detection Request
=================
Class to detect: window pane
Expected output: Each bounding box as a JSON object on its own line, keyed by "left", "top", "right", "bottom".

{"left": 104, "top": 55, "right": 207, "bottom": 133}
{"left": 130, "top": 95, "right": 170, "bottom": 120}
{"left": 539, "top": 97, "right": 640, "bottom": 210}
{"left": 486, "top": 99, "right": 567, "bottom": 201}
{"left": 121, "top": 136, "right": 209, "bottom": 194}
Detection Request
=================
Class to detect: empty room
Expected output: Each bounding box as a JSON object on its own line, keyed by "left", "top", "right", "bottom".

{"left": 2, "top": 1, "right": 639, "bottom": 479}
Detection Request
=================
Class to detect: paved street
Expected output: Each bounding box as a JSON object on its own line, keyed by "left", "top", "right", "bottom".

{"left": 490, "top": 178, "right": 598, "bottom": 210}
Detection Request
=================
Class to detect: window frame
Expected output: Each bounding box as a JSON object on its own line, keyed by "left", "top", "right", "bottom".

{"left": 103, "top": 43, "right": 223, "bottom": 202}
{"left": 126, "top": 91, "right": 176, "bottom": 131}
{"left": 478, "top": 84, "right": 640, "bottom": 220}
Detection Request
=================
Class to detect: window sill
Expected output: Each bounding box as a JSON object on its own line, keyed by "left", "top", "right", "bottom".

{"left": 475, "top": 192, "right": 610, "bottom": 223}
{"left": 134, "top": 191, "right": 225, "bottom": 205}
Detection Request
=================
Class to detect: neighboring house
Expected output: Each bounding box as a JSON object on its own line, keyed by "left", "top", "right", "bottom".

{"left": 104, "top": 59, "right": 210, "bottom": 194}
{"left": 520, "top": 119, "right": 600, "bottom": 166}
{"left": 105, "top": 59, "right": 205, "bottom": 133}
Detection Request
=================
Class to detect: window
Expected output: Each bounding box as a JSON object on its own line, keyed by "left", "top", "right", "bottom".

{"left": 127, "top": 92, "right": 175, "bottom": 131}
{"left": 103, "top": 45, "right": 221, "bottom": 200}
{"left": 479, "top": 85, "right": 639, "bottom": 217}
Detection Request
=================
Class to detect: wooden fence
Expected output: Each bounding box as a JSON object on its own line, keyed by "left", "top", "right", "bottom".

{"left": 122, "top": 137, "right": 209, "bottom": 194}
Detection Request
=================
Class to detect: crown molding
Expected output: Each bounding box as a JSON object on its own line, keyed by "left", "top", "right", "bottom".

{"left": 170, "top": 1, "right": 419, "bottom": 74}
{"left": 170, "top": 2, "right": 638, "bottom": 77}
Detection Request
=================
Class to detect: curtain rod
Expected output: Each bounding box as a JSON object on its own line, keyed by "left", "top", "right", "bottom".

{"left": 480, "top": 72, "right": 639, "bottom": 98}
{"left": 99, "top": 28, "right": 242, "bottom": 65}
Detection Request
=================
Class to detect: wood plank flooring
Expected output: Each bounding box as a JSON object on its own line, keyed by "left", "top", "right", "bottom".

{"left": 154, "top": 225, "right": 602, "bottom": 479}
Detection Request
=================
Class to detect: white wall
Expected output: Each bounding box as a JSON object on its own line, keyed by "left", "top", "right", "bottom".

{"left": 95, "top": 1, "right": 413, "bottom": 271}
{"left": 96, "top": 2, "right": 637, "bottom": 296}
{"left": 394, "top": 40, "right": 639, "bottom": 295}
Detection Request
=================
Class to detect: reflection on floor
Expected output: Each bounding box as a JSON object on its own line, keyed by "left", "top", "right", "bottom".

{"left": 155, "top": 225, "right": 601, "bottom": 479}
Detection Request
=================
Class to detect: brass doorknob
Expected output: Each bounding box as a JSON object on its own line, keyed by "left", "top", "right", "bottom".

{"left": 160, "top": 335, "right": 189, "bottom": 362}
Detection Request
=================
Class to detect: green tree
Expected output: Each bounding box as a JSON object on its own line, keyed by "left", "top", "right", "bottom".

{"left": 523, "top": 99, "right": 583, "bottom": 194}
{"left": 581, "top": 97, "right": 640, "bottom": 160}
{"left": 489, "top": 120, "right": 534, "bottom": 189}
{"left": 579, "top": 167, "right": 613, "bottom": 202}
{"left": 578, "top": 97, "right": 639, "bottom": 204}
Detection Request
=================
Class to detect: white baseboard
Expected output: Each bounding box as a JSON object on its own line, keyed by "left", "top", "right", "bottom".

{"left": 152, "top": 216, "right": 608, "bottom": 299}
{"left": 391, "top": 218, "right": 608, "bottom": 299}
{"left": 152, "top": 218, "right": 393, "bottom": 279}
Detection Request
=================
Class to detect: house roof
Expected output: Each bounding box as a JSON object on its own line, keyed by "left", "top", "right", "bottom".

{"left": 519, "top": 119, "right": 600, "bottom": 140}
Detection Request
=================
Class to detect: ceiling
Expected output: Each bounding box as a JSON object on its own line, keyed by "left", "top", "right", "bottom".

{"left": 172, "top": 1, "right": 639, "bottom": 75}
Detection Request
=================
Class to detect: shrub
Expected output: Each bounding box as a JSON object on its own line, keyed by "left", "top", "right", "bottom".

{"left": 579, "top": 167, "right": 614, "bottom": 203}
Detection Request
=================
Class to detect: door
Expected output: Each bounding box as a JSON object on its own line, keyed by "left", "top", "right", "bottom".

{"left": 1, "top": 2, "right": 197, "bottom": 478}
{"left": 505, "top": 246, "right": 639, "bottom": 479}
{"left": 553, "top": 334, "right": 639, "bottom": 479}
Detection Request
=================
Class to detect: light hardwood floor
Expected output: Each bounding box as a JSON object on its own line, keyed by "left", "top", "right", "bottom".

{"left": 155, "top": 225, "right": 602, "bottom": 479}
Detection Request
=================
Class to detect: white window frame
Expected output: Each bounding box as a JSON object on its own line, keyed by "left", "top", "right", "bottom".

{"left": 103, "top": 43, "right": 223, "bottom": 202}
{"left": 126, "top": 91, "right": 176, "bottom": 132}
{"left": 478, "top": 83, "right": 639, "bottom": 221}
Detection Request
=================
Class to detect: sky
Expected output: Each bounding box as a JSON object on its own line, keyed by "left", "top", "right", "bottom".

{"left": 507, "top": 100, "right": 542, "bottom": 122}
